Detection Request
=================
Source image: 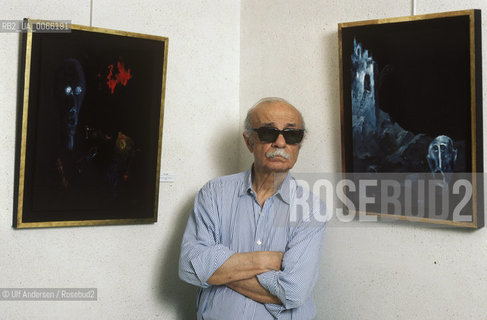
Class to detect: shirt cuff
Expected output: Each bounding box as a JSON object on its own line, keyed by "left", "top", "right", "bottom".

{"left": 257, "top": 270, "right": 280, "bottom": 297}
{"left": 190, "top": 244, "right": 235, "bottom": 287}
{"left": 257, "top": 270, "right": 286, "bottom": 317}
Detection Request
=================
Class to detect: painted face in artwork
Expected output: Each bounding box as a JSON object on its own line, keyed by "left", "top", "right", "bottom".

{"left": 55, "top": 58, "right": 86, "bottom": 151}
{"left": 427, "top": 135, "right": 457, "bottom": 174}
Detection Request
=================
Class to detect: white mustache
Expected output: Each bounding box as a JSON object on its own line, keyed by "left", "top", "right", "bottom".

{"left": 266, "top": 149, "right": 290, "bottom": 160}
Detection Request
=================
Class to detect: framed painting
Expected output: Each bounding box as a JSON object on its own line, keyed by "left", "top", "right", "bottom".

{"left": 338, "top": 10, "right": 483, "bottom": 227}
{"left": 13, "top": 19, "right": 168, "bottom": 228}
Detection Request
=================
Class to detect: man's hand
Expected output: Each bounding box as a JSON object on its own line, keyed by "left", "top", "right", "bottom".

{"left": 207, "top": 251, "right": 283, "bottom": 285}
{"left": 253, "top": 251, "right": 283, "bottom": 272}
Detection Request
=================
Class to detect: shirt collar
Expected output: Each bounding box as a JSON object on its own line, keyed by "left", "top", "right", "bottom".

{"left": 238, "top": 167, "right": 253, "bottom": 197}
{"left": 275, "top": 173, "right": 292, "bottom": 204}
{"left": 238, "top": 165, "right": 293, "bottom": 204}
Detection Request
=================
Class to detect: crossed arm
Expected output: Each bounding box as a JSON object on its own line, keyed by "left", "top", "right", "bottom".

{"left": 207, "top": 251, "right": 283, "bottom": 304}
{"left": 178, "top": 184, "right": 326, "bottom": 312}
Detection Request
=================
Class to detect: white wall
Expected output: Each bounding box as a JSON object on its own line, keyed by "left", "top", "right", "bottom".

{"left": 240, "top": 1, "right": 487, "bottom": 319}
{"left": 0, "top": 0, "right": 239, "bottom": 319}
{"left": 2, "top": 0, "right": 487, "bottom": 319}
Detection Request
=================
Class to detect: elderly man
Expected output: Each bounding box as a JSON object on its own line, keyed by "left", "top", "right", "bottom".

{"left": 179, "top": 97, "right": 326, "bottom": 319}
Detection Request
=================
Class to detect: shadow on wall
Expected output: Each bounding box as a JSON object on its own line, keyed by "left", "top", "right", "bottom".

{"left": 156, "top": 197, "right": 197, "bottom": 319}
{"left": 239, "top": 140, "right": 254, "bottom": 172}
{"left": 156, "top": 124, "right": 242, "bottom": 318}
{"left": 211, "top": 124, "right": 246, "bottom": 175}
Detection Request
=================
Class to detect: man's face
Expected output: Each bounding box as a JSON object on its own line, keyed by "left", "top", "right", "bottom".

{"left": 244, "top": 101, "right": 304, "bottom": 174}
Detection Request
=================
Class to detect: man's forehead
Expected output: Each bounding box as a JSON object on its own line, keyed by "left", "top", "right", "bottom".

{"left": 251, "top": 102, "right": 302, "bottom": 127}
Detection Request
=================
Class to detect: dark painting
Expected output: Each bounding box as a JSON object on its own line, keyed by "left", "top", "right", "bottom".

{"left": 339, "top": 10, "right": 483, "bottom": 227}
{"left": 14, "top": 20, "right": 168, "bottom": 228}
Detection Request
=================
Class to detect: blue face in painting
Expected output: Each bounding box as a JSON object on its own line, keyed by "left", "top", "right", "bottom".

{"left": 427, "top": 135, "right": 457, "bottom": 174}
{"left": 55, "top": 58, "right": 86, "bottom": 151}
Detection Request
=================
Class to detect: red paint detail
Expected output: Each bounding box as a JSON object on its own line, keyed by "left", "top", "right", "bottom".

{"left": 106, "top": 60, "right": 133, "bottom": 94}
{"left": 116, "top": 62, "right": 132, "bottom": 86}
{"left": 107, "top": 65, "right": 116, "bottom": 94}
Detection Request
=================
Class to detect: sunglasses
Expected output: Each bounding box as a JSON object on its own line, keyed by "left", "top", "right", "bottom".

{"left": 252, "top": 127, "right": 304, "bottom": 145}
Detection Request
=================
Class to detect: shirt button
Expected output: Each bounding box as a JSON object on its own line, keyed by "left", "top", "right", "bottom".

{"left": 259, "top": 211, "right": 262, "bottom": 215}
{"left": 256, "top": 240, "right": 262, "bottom": 245}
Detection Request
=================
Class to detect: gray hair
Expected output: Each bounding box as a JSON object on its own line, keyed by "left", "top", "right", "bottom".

{"left": 243, "top": 97, "right": 306, "bottom": 140}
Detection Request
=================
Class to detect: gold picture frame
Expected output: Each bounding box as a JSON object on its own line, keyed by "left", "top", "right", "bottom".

{"left": 338, "top": 10, "right": 483, "bottom": 228}
{"left": 14, "top": 19, "right": 168, "bottom": 228}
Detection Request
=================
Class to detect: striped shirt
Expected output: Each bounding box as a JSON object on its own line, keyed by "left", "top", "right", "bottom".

{"left": 179, "top": 168, "right": 326, "bottom": 319}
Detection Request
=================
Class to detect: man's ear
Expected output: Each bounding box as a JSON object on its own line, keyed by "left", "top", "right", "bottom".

{"left": 243, "top": 133, "right": 254, "bottom": 153}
